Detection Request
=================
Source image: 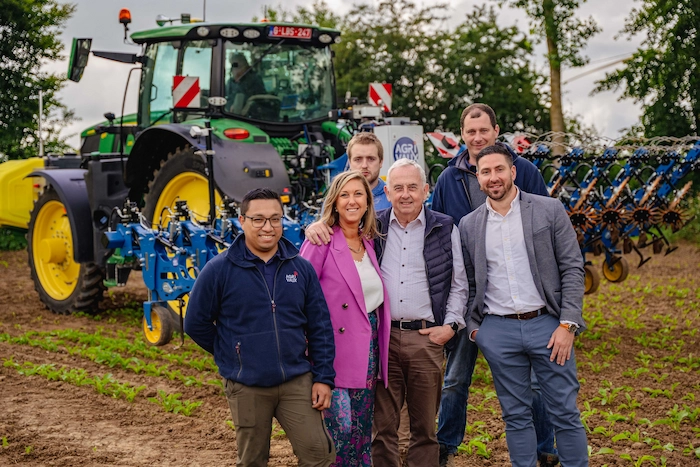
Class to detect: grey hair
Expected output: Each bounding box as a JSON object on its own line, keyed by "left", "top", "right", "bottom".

{"left": 386, "top": 158, "right": 427, "bottom": 187}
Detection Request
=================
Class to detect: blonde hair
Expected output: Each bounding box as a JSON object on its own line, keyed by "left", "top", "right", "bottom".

{"left": 320, "top": 170, "right": 379, "bottom": 239}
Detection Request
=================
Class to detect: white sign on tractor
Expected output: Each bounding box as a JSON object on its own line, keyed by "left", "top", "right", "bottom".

{"left": 172, "top": 76, "right": 201, "bottom": 109}
{"left": 368, "top": 83, "right": 392, "bottom": 113}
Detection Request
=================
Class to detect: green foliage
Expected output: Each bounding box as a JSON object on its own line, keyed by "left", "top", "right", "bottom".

{"left": 497, "top": 0, "right": 600, "bottom": 68}
{"left": 0, "top": 228, "right": 27, "bottom": 251}
{"left": 0, "top": 0, "right": 77, "bottom": 160}
{"left": 265, "top": 1, "right": 550, "bottom": 136}
{"left": 595, "top": 0, "right": 700, "bottom": 137}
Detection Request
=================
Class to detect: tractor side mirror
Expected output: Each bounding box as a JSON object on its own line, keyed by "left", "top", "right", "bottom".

{"left": 68, "top": 38, "right": 92, "bottom": 83}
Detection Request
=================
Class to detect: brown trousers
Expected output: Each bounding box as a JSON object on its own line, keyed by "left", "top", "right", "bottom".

{"left": 224, "top": 372, "right": 336, "bottom": 467}
{"left": 372, "top": 328, "right": 445, "bottom": 467}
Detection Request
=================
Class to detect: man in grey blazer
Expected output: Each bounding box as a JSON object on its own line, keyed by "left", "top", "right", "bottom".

{"left": 459, "top": 145, "right": 588, "bottom": 467}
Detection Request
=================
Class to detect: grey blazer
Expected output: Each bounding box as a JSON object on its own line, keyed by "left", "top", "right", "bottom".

{"left": 459, "top": 190, "right": 586, "bottom": 336}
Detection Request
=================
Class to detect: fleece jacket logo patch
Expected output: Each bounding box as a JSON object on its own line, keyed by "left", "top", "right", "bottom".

{"left": 285, "top": 271, "right": 298, "bottom": 283}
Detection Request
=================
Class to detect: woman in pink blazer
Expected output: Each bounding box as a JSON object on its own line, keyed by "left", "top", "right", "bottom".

{"left": 300, "top": 170, "right": 391, "bottom": 467}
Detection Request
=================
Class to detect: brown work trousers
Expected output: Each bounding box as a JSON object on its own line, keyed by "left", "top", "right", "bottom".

{"left": 224, "top": 372, "right": 336, "bottom": 467}
{"left": 372, "top": 328, "right": 444, "bottom": 467}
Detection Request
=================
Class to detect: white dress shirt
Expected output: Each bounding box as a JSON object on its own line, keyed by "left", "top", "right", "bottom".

{"left": 483, "top": 189, "right": 546, "bottom": 316}
{"left": 380, "top": 207, "right": 468, "bottom": 328}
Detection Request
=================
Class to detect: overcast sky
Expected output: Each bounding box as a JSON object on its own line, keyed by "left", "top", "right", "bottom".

{"left": 45, "top": 0, "right": 643, "bottom": 150}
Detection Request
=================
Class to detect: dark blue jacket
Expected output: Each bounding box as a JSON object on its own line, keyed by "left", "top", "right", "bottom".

{"left": 374, "top": 207, "right": 455, "bottom": 326}
{"left": 184, "top": 235, "right": 335, "bottom": 388}
{"left": 432, "top": 142, "right": 548, "bottom": 224}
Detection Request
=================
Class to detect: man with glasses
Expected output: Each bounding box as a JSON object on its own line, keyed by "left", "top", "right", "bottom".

{"left": 185, "top": 188, "right": 337, "bottom": 467}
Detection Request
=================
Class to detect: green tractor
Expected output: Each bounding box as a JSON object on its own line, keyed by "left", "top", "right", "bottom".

{"left": 19, "top": 10, "right": 352, "bottom": 342}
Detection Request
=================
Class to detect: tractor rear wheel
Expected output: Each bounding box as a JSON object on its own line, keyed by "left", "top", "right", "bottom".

{"left": 27, "top": 189, "right": 105, "bottom": 314}
{"left": 602, "top": 256, "right": 629, "bottom": 283}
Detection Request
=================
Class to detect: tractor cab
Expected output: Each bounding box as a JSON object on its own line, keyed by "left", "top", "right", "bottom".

{"left": 131, "top": 20, "right": 340, "bottom": 132}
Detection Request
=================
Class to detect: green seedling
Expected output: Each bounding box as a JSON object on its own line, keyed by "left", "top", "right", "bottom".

{"left": 619, "top": 453, "right": 656, "bottom": 466}
{"left": 148, "top": 390, "right": 203, "bottom": 416}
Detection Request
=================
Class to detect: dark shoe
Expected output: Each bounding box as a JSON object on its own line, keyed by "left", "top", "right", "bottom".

{"left": 439, "top": 445, "right": 456, "bottom": 467}
{"left": 539, "top": 452, "right": 560, "bottom": 467}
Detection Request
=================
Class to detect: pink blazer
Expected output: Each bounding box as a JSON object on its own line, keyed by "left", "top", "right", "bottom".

{"left": 300, "top": 225, "right": 391, "bottom": 389}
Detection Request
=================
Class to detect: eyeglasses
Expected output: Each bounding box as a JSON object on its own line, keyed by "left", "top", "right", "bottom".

{"left": 244, "top": 215, "right": 283, "bottom": 228}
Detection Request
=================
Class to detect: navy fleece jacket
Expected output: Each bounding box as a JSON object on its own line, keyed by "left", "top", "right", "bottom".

{"left": 184, "top": 235, "right": 335, "bottom": 388}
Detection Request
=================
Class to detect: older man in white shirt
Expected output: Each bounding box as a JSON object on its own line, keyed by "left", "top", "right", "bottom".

{"left": 370, "top": 158, "right": 468, "bottom": 467}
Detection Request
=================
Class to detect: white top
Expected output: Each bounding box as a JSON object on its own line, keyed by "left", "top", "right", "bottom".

{"left": 380, "top": 207, "right": 467, "bottom": 329}
{"left": 355, "top": 252, "right": 384, "bottom": 313}
{"left": 483, "top": 188, "right": 546, "bottom": 316}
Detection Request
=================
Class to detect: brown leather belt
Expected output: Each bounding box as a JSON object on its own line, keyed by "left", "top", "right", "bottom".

{"left": 502, "top": 307, "right": 548, "bottom": 320}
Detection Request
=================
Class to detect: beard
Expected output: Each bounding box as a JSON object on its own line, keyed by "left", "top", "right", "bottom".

{"left": 483, "top": 177, "right": 513, "bottom": 202}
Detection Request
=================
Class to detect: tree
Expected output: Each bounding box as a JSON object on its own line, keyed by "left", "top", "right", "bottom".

{"left": 332, "top": 0, "right": 447, "bottom": 124}
{"left": 594, "top": 0, "right": 700, "bottom": 137}
{"left": 498, "top": 0, "right": 599, "bottom": 152}
{"left": 256, "top": 1, "right": 550, "bottom": 139}
{"left": 0, "top": 0, "right": 75, "bottom": 160}
{"left": 430, "top": 5, "right": 550, "bottom": 134}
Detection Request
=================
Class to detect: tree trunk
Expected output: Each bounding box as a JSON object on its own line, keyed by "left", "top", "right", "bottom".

{"left": 543, "top": 0, "right": 566, "bottom": 156}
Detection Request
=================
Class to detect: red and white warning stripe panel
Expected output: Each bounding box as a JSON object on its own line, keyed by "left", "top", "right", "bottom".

{"left": 172, "top": 76, "right": 201, "bottom": 109}
{"left": 426, "top": 131, "right": 462, "bottom": 158}
{"left": 368, "top": 83, "right": 392, "bottom": 112}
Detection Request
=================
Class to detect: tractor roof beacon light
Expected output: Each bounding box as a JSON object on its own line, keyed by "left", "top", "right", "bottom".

{"left": 119, "top": 9, "right": 131, "bottom": 42}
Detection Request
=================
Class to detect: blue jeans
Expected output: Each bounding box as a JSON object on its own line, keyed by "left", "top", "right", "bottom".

{"left": 437, "top": 329, "right": 557, "bottom": 457}
{"left": 476, "top": 314, "right": 588, "bottom": 467}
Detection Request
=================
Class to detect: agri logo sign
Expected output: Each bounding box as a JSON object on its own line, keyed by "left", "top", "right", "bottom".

{"left": 393, "top": 137, "right": 419, "bottom": 161}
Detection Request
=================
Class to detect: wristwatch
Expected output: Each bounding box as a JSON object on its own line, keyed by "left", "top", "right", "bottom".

{"left": 449, "top": 322, "right": 459, "bottom": 333}
{"left": 559, "top": 322, "right": 578, "bottom": 333}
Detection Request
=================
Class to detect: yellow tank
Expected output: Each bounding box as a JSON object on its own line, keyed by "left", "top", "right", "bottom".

{"left": 0, "top": 158, "right": 45, "bottom": 229}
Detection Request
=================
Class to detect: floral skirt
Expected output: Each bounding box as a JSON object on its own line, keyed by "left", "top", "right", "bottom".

{"left": 325, "top": 310, "right": 379, "bottom": 467}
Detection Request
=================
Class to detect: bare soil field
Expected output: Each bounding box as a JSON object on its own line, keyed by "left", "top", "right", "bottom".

{"left": 0, "top": 243, "right": 699, "bottom": 466}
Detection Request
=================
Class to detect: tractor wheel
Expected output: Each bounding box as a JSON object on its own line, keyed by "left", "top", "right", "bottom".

{"left": 27, "top": 189, "right": 105, "bottom": 314}
{"left": 143, "top": 305, "right": 175, "bottom": 346}
{"left": 584, "top": 264, "right": 600, "bottom": 295}
{"left": 142, "top": 148, "right": 222, "bottom": 319}
{"left": 143, "top": 147, "right": 222, "bottom": 228}
{"left": 602, "top": 256, "right": 630, "bottom": 283}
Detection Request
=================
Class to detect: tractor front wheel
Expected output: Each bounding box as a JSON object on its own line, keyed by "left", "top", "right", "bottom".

{"left": 27, "top": 189, "right": 105, "bottom": 314}
{"left": 143, "top": 147, "right": 221, "bottom": 227}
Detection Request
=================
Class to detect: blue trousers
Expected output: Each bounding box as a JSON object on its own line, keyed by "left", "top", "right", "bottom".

{"left": 475, "top": 313, "right": 588, "bottom": 467}
{"left": 437, "top": 329, "right": 556, "bottom": 456}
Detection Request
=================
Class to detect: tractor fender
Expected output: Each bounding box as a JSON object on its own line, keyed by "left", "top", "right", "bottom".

{"left": 28, "top": 169, "right": 94, "bottom": 263}
{"left": 127, "top": 124, "right": 291, "bottom": 201}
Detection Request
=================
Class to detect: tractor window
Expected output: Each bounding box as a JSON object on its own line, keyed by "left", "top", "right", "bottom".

{"left": 181, "top": 41, "right": 213, "bottom": 109}
{"left": 139, "top": 40, "right": 213, "bottom": 126}
{"left": 139, "top": 42, "right": 178, "bottom": 126}
{"left": 223, "top": 42, "right": 334, "bottom": 123}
